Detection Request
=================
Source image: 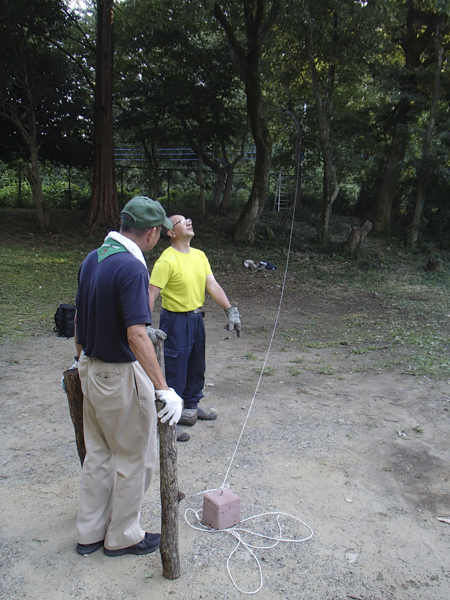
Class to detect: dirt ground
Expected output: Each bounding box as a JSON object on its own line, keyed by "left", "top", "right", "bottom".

{"left": 1, "top": 265, "right": 450, "bottom": 600}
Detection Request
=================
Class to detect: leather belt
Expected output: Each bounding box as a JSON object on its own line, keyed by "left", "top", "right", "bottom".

{"left": 163, "top": 308, "right": 204, "bottom": 316}
{"left": 186, "top": 308, "right": 204, "bottom": 316}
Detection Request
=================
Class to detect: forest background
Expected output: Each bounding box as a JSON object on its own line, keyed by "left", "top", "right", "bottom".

{"left": 0, "top": 0, "right": 450, "bottom": 250}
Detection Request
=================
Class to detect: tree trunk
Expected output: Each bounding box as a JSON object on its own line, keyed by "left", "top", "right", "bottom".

{"left": 142, "top": 139, "right": 154, "bottom": 198}
{"left": 233, "top": 69, "right": 272, "bottom": 242}
{"left": 373, "top": 4, "right": 436, "bottom": 234}
{"left": 214, "top": 1, "right": 280, "bottom": 243}
{"left": 152, "top": 142, "right": 160, "bottom": 200}
{"left": 410, "top": 23, "right": 443, "bottom": 247}
{"left": 222, "top": 167, "right": 235, "bottom": 211}
{"left": 345, "top": 220, "right": 373, "bottom": 257}
{"left": 283, "top": 105, "right": 303, "bottom": 209}
{"left": 87, "top": 0, "right": 119, "bottom": 230}
{"left": 306, "top": 14, "right": 338, "bottom": 248}
{"left": 373, "top": 118, "right": 409, "bottom": 233}
{"left": 22, "top": 146, "right": 47, "bottom": 233}
{"left": 195, "top": 148, "right": 226, "bottom": 212}
{"left": 293, "top": 121, "right": 303, "bottom": 209}
{"left": 1, "top": 68, "right": 47, "bottom": 232}
{"left": 197, "top": 153, "right": 205, "bottom": 216}
{"left": 213, "top": 169, "right": 226, "bottom": 211}
{"left": 317, "top": 153, "right": 339, "bottom": 248}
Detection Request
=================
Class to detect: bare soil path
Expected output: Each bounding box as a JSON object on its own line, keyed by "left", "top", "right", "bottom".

{"left": 1, "top": 264, "right": 450, "bottom": 600}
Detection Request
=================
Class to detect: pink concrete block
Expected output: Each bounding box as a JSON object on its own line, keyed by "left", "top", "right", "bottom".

{"left": 202, "top": 488, "right": 241, "bottom": 530}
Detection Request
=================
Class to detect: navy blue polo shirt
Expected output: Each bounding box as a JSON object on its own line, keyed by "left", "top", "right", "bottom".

{"left": 76, "top": 249, "right": 152, "bottom": 363}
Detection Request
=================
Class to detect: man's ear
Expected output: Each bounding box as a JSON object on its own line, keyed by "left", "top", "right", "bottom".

{"left": 167, "top": 229, "right": 175, "bottom": 239}
{"left": 148, "top": 226, "right": 159, "bottom": 243}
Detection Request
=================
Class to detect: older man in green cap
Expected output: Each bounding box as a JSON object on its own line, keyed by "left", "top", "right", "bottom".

{"left": 74, "top": 196, "right": 183, "bottom": 558}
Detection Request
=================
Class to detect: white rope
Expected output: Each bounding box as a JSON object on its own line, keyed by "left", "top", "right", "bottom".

{"left": 221, "top": 166, "right": 300, "bottom": 490}
{"left": 184, "top": 509, "right": 314, "bottom": 595}
{"left": 185, "top": 166, "right": 307, "bottom": 594}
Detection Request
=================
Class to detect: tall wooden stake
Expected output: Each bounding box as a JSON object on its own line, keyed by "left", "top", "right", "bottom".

{"left": 63, "top": 335, "right": 182, "bottom": 579}
{"left": 154, "top": 336, "right": 183, "bottom": 579}
{"left": 63, "top": 368, "right": 85, "bottom": 466}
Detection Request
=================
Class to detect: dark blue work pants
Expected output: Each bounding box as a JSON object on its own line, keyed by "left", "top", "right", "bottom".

{"left": 159, "top": 308, "right": 205, "bottom": 409}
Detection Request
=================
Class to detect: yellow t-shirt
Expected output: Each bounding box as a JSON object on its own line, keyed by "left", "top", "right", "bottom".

{"left": 150, "top": 246, "right": 213, "bottom": 312}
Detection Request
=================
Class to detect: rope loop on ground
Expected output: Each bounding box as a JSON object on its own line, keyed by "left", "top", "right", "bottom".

{"left": 185, "top": 508, "right": 313, "bottom": 594}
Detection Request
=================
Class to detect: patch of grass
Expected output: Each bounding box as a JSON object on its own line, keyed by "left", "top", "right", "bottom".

{"left": 0, "top": 245, "right": 83, "bottom": 342}
{"left": 245, "top": 352, "right": 256, "bottom": 360}
{"left": 303, "top": 341, "right": 335, "bottom": 349}
{"left": 287, "top": 367, "right": 302, "bottom": 376}
{"left": 317, "top": 365, "right": 338, "bottom": 375}
{"left": 351, "top": 345, "right": 380, "bottom": 354}
{"left": 254, "top": 366, "right": 275, "bottom": 376}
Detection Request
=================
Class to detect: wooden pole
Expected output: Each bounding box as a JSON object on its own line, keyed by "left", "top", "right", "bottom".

{"left": 63, "top": 368, "right": 85, "bottom": 466}
{"left": 63, "top": 336, "right": 182, "bottom": 579}
{"left": 154, "top": 336, "right": 183, "bottom": 579}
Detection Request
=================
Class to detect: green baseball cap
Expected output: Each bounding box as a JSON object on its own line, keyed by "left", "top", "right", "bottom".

{"left": 121, "top": 196, "right": 173, "bottom": 230}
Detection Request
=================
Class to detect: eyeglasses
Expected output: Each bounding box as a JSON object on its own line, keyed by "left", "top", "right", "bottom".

{"left": 172, "top": 218, "right": 192, "bottom": 227}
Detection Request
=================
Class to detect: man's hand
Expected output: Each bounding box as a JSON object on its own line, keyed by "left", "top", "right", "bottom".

{"left": 155, "top": 388, "right": 183, "bottom": 426}
{"left": 146, "top": 326, "right": 167, "bottom": 344}
{"left": 225, "top": 306, "right": 241, "bottom": 337}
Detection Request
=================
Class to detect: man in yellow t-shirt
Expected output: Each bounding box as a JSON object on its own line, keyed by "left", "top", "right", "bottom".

{"left": 149, "top": 215, "right": 241, "bottom": 439}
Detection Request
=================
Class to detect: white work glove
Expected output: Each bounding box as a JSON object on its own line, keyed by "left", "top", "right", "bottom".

{"left": 61, "top": 357, "right": 79, "bottom": 392}
{"left": 225, "top": 306, "right": 241, "bottom": 337}
{"left": 146, "top": 326, "right": 167, "bottom": 344}
{"left": 155, "top": 388, "right": 183, "bottom": 426}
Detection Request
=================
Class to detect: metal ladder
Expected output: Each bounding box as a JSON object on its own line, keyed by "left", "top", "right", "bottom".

{"left": 273, "top": 171, "right": 290, "bottom": 211}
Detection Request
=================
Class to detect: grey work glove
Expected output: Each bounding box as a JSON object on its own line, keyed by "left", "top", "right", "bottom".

{"left": 61, "top": 358, "right": 79, "bottom": 392}
{"left": 155, "top": 388, "right": 183, "bottom": 426}
{"left": 146, "top": 326, "right": 167, "bottom": 344}
{"left": 225, "top": 306, "right": 241, "bottom": 337}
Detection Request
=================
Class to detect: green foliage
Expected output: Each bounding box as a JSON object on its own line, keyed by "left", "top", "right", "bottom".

{"left": 1, "top": 0, "right": 450, "bottom": 242}
{"left": 0, "top": 163, "right": 92, "bottom": 209}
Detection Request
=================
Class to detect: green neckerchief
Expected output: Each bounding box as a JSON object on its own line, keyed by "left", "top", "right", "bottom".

{"left": 97, "top": 237, "right": 128, "bottom": 263}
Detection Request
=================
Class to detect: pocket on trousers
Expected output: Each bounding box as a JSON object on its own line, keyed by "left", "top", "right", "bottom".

{"left": 93, "top": 372, "right": 123, "bottom": 393}
{"left": 164, "top": 347, "right": 180, "bottom": 359}
{"left": 160, "top": 311, "right": 179, "bottom": 338}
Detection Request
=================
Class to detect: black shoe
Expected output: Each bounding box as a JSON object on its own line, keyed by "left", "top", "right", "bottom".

{"left": 103, "top": 532, "right": 161, "bottom": 557}
{"left": 76, "top": 540, "right": 104, "bottom": 555}
{"left": 197, "top": 408, "right": 217, "bottom": 420}
{"left": 177, "top": 427, "right": 190, "bottom": 442}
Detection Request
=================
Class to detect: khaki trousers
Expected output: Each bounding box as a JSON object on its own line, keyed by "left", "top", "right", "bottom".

{"left": 77, "top": 355, "right": 157, "bottom": 550}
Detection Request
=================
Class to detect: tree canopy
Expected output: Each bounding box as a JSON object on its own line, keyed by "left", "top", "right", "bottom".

{"left": 0, "top": 0, "right": 449, "bottom": 244}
